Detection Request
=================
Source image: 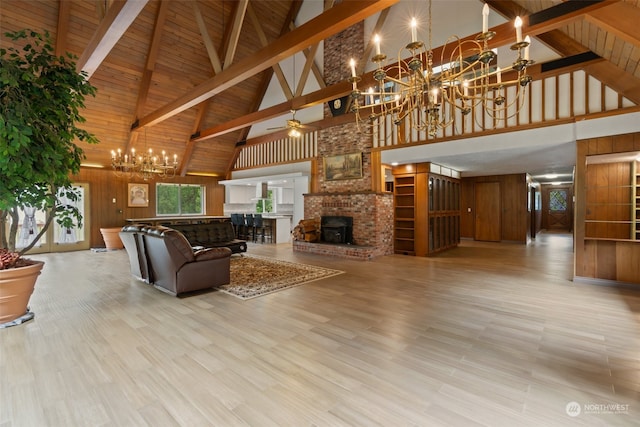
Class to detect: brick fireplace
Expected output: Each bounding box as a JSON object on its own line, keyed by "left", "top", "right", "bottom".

{"left": 292, "top": 23, "right": 394, "bottom": 260}
{"left": 293, "top": 192, "right": 393, "bottom": 260}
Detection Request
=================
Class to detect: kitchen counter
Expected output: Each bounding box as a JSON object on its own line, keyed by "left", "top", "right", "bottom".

{"left": 261, "top": 215, "right": 292, "bottom": 243}
{"left": 125, "top": 216, "right": 230, "bottom": 225}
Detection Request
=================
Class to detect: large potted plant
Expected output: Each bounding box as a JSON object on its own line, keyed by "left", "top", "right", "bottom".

{"left": 0, "top": 29, "right": 98, "bottom": 326}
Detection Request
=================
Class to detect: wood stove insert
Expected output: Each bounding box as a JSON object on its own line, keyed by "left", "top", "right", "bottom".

{"left": 321, "top": 216, "right": 353, "bottom": 244}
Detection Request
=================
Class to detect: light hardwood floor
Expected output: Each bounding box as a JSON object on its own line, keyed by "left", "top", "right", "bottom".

{"left": 1, "top": 232, "right": 639, "bottom": 426}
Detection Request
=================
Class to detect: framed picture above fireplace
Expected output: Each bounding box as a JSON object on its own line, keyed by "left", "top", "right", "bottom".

{"left": 324, "top": 152, "right": 363, "bottom": 181}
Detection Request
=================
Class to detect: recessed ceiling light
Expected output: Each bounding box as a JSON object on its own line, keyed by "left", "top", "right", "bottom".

{"left": 391, "top": 162, "right": 399, "bottom": 166}
{"left": 545, "top": 174, "right": 558, "bottom": 179}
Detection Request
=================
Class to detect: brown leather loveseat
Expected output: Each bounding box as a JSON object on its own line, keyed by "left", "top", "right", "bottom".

{"left": 120, "top": 225, "right": 232, "bottom": 296}
{"left": 170, "top": 222, "right": 248, "bottom": 254}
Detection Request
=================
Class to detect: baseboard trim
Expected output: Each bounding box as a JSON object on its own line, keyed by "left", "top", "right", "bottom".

{"left": 573, "top": 276, "right": 640, "bottom": 290}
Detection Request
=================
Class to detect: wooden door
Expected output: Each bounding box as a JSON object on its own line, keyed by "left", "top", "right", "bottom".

{"left": 544, "top": 186, "right": 573, "bottom": 231}
{"left": 475, "top": 182, "right": 501, "bottom": 241}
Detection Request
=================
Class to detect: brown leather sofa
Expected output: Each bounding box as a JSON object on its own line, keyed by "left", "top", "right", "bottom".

{"left": 170, "top": 221, "right": 247, "bottom": 254}
{"left": 120, "top": 225, "right": 232, "bottom": 296}
{"left": 120, "top": 224, "right": 151, "bottom": 283}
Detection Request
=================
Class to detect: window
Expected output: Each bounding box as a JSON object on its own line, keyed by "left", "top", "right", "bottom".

{"left": 549, "top": 189, "right": 568, "bottom": 212}
{"left": 255, "top": 189, "right": 274, "bottom": 213}
{"left": 156, "top": 183, "right": 204, "bottom": 215}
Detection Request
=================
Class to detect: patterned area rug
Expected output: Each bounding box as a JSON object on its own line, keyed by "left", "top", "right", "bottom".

{"left": 218, "top": 254, "right": 344, "bottom": 300}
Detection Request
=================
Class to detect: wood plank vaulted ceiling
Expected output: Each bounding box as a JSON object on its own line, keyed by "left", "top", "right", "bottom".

{"left": 2, "top": 0, "right": 640, "bottom": 178}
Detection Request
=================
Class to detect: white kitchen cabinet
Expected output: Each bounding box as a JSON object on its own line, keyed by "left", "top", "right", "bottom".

{"left": 281, "top": 188, "right": 294, "bottom": 204}
{"left": 227, "top": 185, "right": 254, "bottom": 203}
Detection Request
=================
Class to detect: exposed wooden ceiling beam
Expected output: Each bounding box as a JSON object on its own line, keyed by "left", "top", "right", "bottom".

{"left": 247, "top": 3, "right": 293, "bottom": 100}
{"left": 191, "top": 79, "right": 354, "bottom": 143}
{"left": 135, "top": 1, "right": 169, "bottom": 120}
{"left": 287, "top": 19, "right": 327, "bottom": 90}
{"left": 359, "top": 7, "right": 390, "bottom": 75}
{"left": 183, "top": 0, "right": 247, "bottom": 175}
{"left": 295, "top": 43, "right": 319, "bottom": 98}
{"left": 193, "top": 1, "right": 223, "bottom": 74}
{"left": 224, "top": 0, "right": 305, "bottom": 176}
{"left": 347, "top": 6, "right": 391, "bottom": 111}
{"left": 437, "top": 0, "right": 617, "bottom": 59}
{"left": 77, "top": 0, "right": 149, "bottom": 79}
{"left": 134, "top": 0, "right": 399, "bottom": 130}
{"left": 194, "top": 1, "right": 626, "bottom": 143}
{"left": 584, "top": 1, "right": 640, "bottom": 47}
{"left": 484, "top": 0, "right": 588, "bottom": 55}
{"left": 486, "top": 0, "right": 640, "bottom": 105}
{"left": 55, "top": 0, "right": 71, "bottom": 56}
{"left": 222, "top": 0, "right": 249, "bottom": 68}
{"left": 180, "top": 102, "right": 209, "bottom": 177}
{"left": 301, "top": 46, "right": 326, "bottom": 90}
{"left": 243, "top": 112, "right": 355, "bottom": 147}
{"left": 125, "top": 0, "right": 170, "bottom": 156}
{"left": 583, "top": 60, "right": 640, "bottom": 104}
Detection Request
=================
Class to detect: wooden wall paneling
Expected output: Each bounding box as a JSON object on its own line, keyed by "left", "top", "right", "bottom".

{"left": 598, "top": 136, "right": 614, "bottom": 154}
{"left": 533, "top": 185, "right": 542, "bottom": 236}
{"left": 462, "top": 174, "right": 530, "bottom": 243}
{"left": 554, "top": 75, "right": 559, "bottom": 120}
{"left": 576, "top": 133, "right": 640, "bottom": 284}
{"left": 586, "top": 136, "right": 598, "bottom": 155}
{"left": 501, "top": 174, "right": 528, "bottom": 242}
{"left": 575, "top": 140, "right": 588, "bottom": 278}
{"left": 581, "top": 240, "right": 597, "bottom": 277}
{"left": 474, "top": 182, "right": 501, "bottom": 242}
{"left": 414, "top": 172, "right": 428, "bottom": 257}
{"left": 596, "top": 240, "right": 618, "bottom": 280}
{"left": 613, "top": 132, "right": 635, "bottom": 152}
{"left": 617, "top": 241, "right": 640, "bottom": 282}
{"left": 460, "top": 179, "right": 475, "bottom": 238}
{"left": 74, "top": 168, "right": 224, "bottom": 248}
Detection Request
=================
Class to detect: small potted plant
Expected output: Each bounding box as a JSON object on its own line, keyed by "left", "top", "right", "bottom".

{"left": 0, "top": 29, "right": 98, "bottom": 326}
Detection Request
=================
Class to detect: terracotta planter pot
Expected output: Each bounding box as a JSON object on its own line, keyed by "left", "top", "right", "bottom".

{"left": 100, "top": 227, "right": 124, "bottom": 250}
{"left": 0, "top": 260, "right": 44, "bottom": 324}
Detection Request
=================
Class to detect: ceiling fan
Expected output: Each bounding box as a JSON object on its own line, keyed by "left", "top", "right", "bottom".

{"left": 267, "top": 110, "right": 316, "bottom": 138}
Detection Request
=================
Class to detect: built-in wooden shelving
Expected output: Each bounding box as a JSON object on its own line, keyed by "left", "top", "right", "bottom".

{"left": 392, "top": 163, "right": 460, "bottom": 256}
{"left": 393, "top": 174, "right": 416, "bottom": 255}
{"left": 634, "top": 161, "right": 640, "bottom": 240}
{"left": 584, "top": 160, "right": 635, "bottom": 240}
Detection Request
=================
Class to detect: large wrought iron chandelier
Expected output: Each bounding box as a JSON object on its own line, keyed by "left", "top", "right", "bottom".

{"left": 349, "top": 1, "right": 533, "bottom": 137}
{"left": 111, "top": 130, "right": 178, "bottom": 180}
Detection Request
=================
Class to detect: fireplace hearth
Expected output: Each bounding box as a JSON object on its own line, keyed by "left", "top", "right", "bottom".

{"left": 321, "top": 216, "right": 353, "bottom": 244}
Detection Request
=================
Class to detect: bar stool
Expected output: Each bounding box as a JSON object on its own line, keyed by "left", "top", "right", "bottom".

{"left": 244, "top": 213, "right": 255, "bottom": 242}
{"left": 230, "top": 213, "right": 243, "bottom": 238}
{"left": 253, "top": 214, "right": 272, "bottom": 243}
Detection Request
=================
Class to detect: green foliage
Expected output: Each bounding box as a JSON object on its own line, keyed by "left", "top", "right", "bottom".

{"left": 0, "top": 29, "right": 98, "bottom": 254}
{"left": 255, "top": 190, "right": 273, "bottom": 213}
{"left": 156, "top": 184, "right": 203, "bottom": 215}
{"left": 180, "top": 185, "right": 202, "bottom": 214}
{"left": 157, "top": 184, "right": 180, "bottom": 215}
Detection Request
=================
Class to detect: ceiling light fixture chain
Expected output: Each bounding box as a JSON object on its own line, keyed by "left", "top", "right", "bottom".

{"left": 288, "top": 54, "right": 302, "bottom": 138}
{"left": 348, "top": 1, "right": 533, "bottom": 138}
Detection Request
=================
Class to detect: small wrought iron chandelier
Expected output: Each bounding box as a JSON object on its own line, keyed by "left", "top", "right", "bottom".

{"left": 348, "top": 1, "right": 533, "bottom": 137}
{"left": 111, "top": 130, "right": 178, "bottom": 180}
